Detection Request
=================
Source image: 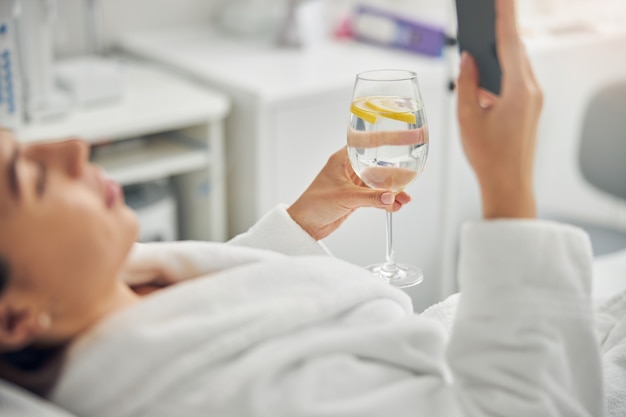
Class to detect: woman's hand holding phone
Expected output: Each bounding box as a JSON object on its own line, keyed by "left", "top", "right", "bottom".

{"left": 456, "top": 0, "right": 543, "bottom": 220}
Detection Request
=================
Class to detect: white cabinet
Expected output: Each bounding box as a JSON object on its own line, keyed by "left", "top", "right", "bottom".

{"left": 120, "top": 27, "right": 452, "bottom": 310}
{"left": 16, "top": 62, "right": 231, "bottom": 242}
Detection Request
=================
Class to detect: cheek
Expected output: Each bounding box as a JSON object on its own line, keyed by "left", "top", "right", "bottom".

{"left": 33, "top": 195, "right": 138, "bottom": 286}
{"left": 68, "top": 203, "right": 138, "bottom": 272}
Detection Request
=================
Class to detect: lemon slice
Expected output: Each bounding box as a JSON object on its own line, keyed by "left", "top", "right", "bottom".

{"left": 350, "top": 98, "right": 378, "bottom": 124}
{"left": 366, "top": 97, "right": 417, "bottom": 124}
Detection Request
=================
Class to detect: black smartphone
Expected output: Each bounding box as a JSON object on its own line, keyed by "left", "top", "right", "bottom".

{"left": 455, "top": 0, "right": 502, "bottom": 95}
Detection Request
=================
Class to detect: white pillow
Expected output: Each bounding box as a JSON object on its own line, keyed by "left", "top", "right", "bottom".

{"left": 0, "top": 379, "right": 77, "bottom": 417}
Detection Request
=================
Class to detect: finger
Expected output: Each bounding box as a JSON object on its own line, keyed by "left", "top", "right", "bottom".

{"left": 478, "top": 89, "right": 499, "bottom": 109}
{"left": 363, "top": 190, "right": 397, "bottom": 208}
{"left": 391, "top": 201, "right": 404, "bottom": 213}
{"left": 327, "top": 146, "right": 350, "bottom": 175}
{"left": 341, "top": 188, "right": 391, "bottom": 209}
{"left": 376, "top": 191, "right": 412, "bottom": 211}
{"left": 494, "top": 0, "right": 543, "bottom": 108}
{"left": 389, "top": 194, "right": 411, "bottom": 212}
{"left": 395, "top": 191, "right": 411, "bottom": 205}
{"left": 457, "top": 52, "right": 483, "bottom": 121}
{"left": 330, "top": 146, "right": 347, "bottom": 161}
{"left": 495, "top": 0, "right": 525, "bottom": 89}
{"left": 519, "top": 43, "right": 542, "bottom": 96}
{"left": 380, "top": 192, "right": 395, "bottom": 206}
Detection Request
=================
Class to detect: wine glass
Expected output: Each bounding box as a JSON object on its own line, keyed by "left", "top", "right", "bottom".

{"left": 347, "top": 69, "right": 429, "bottom": 288}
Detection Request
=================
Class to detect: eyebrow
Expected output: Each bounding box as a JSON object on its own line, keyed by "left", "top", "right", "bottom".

{"left": 7, "top": 146, "right": 20, "bottom": 200}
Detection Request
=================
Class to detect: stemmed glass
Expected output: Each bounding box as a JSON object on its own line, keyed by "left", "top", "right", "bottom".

{"left": 347, "top": 69, "right": 429, "bottom": 288}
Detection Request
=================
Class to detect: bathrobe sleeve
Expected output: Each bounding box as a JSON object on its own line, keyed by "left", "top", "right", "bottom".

{"left": 227, "top": 204, "right": 330, "bottom": 255}
{"left": 446, "top": 220, "right": 602, "bottom": 417}
{"left": 234, "top": 219, "right": 602, "bottom": 417}
{"left": 121, "top": 205, "right": 327, "bottom": 286}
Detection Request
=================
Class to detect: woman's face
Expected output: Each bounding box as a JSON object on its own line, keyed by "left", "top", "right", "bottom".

{"left": 0, "top": 130, "right": 138, "bottom": 327}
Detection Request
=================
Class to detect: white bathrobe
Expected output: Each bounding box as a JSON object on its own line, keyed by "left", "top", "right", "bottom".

{"left": 50, "top": 206, "right": 603, "bottom": 417}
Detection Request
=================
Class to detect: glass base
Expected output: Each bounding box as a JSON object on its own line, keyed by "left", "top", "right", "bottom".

{"left": 365, "top": 263, "right": 424, "bottom": 289}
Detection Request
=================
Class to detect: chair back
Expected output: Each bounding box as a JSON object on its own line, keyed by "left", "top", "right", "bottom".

{"left": 579, "top": 79, "right": 626, "bottom": 201}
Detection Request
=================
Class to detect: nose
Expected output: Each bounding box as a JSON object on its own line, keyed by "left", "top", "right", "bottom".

{"left": 25, "top": 139, "right": 89, "bottom": 177}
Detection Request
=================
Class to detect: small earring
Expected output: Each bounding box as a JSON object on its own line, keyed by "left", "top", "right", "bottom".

{"left": 37, "top": 312, "right": 52, "bottom": 329}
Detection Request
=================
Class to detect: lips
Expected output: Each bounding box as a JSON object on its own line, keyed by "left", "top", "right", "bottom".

{"left": 104, "top": 177, "right": 121, "bottom": 208}
{"left": 96, "top": 169, "right": 121, "bottom": 208}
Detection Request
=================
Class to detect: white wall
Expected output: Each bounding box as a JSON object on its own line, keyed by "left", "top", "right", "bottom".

{"left": 54, "top": 0, "right": 220, "bottom": 57}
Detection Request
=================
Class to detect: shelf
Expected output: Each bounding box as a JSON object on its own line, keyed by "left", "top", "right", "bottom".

{"left": 11, "top": 59, "right": 229, "bottom": 242}
{"left": 92, "top": 134, "right": 209, "bottom": 186}
{"left": 16, "top": 61, "right": 230, "bottom": 143}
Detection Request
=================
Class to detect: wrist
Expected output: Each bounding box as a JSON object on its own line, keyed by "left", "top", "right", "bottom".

{"left": 287, "top": 203, "right": 316, "bottom": 239}
{"left": 480, "top": 182, "right": 536, "bottom": 219}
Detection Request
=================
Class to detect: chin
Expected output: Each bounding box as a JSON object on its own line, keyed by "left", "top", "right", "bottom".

{"left": 128, "top": 210, "right": 141, "bottom": 242}
{"left": 120, "top": 205, "right": 141, "bottom": 244}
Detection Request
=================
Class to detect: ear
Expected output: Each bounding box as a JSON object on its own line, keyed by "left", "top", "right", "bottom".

{"left": 0, "top": 301, "right": 39, "bottom": 352}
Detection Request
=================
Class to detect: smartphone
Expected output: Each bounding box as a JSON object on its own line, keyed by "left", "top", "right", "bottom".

{"left": 455, "top": 0, "right": 502, "bottom": 95}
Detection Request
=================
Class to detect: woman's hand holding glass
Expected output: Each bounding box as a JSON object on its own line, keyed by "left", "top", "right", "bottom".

{"left": 121, "top": 148, "right": 411, "bottom": 292}
{"left": 287, "top": 147, "right": 411, "bottom": 241}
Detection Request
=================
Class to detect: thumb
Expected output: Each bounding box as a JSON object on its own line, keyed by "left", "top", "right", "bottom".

{"left": 457, "top": 52, "right": 483, "bottom": 121}
{"left": 351, "top": 189, "right": 395, "bottom": 208}
{"left": 380, "top": 191, "right": 395, "bottom": 205}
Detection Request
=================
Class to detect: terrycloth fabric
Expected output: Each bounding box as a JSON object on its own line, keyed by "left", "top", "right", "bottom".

{"left": 122, "top": 205, "right": 329, "bottom": 288}
{"left": 420, "top": 293, "right": 459, "bottom": 335}
{"left": 49, "top": 207, "right": 602, "bottom": 417}
{"left": 595, "top": 290, "right": 626, "bottom": 417}
{"left": 228, "top": 204, "right": 331, "bottom": 256}
{"left": 0, "top": 380, "right": 76, "bottom": 417}
{"left": 422, "top": 278, "right": 626, "bottom": 417}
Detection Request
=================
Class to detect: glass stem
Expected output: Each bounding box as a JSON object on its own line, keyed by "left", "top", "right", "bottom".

{"left": 382, "top": 211, "right": 398, "bottom": 274}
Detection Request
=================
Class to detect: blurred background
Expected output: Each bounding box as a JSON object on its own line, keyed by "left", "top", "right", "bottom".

{"left": 1, "top": 0, "right": 625, "bottom": 311}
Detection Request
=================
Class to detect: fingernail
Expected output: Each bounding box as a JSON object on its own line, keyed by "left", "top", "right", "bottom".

{"left": 381, "top": 192, "right": 394, "bottom": 205}
{"left": 460, "top": 51, "right": 469, "bottom": 67}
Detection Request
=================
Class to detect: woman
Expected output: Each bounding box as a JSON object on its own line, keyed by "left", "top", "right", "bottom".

{"left": 0, "top": 133, "right": 410, "bottom": 396}
{"left": 0, "top": 0, "right": 604, "bottom": 416}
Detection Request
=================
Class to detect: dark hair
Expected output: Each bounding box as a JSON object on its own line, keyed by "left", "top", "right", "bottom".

{"left": 0, "top": 345, "right": 66, "bottom": 397}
